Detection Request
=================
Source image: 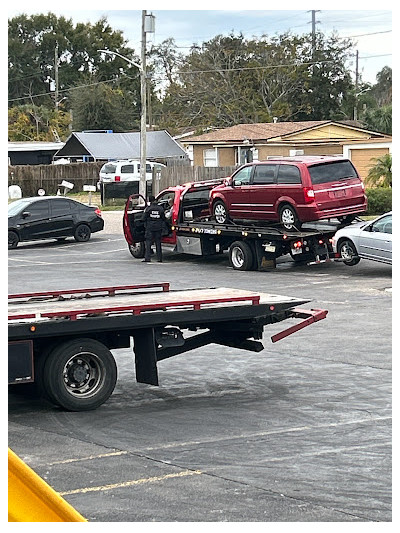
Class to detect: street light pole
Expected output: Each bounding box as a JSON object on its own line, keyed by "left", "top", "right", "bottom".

{"left": 97, "top": 11, "right": 154, "bottom": 202}
{"left": 140, "top": 10, "right": 147, "bottom": 200}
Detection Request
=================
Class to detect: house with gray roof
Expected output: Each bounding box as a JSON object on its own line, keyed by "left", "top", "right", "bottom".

{"left": 54, "top": 130, "right": 188, "bottom": 165}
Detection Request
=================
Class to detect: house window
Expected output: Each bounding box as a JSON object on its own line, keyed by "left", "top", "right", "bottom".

{"left": 238, "top": 147, "right": 253, "bottom": 165}
{"left": 203, "top": 148, "right": 218, "bottom": 167}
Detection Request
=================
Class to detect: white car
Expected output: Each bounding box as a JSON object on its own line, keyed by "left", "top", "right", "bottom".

{"left": 332, "top": 212, "right": 392, "bottom": 266}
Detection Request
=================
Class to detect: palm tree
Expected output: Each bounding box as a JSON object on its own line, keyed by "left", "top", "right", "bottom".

{"left": 365, "top": 153, "right": 392, "bottom": 188}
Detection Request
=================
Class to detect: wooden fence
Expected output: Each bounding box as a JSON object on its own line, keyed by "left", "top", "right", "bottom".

{"left": 8, "top": 162, "right": 237, "bottom": 201}
{"left": 8, "top": 162, "right": 103, "bottom": 197}
{"left": 156, "top": 165, "right": 236, "bottom": 193}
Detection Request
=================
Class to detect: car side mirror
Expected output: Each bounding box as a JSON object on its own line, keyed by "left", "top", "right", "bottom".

{"left": 21, "top": 211, "right": 30, "bottom": 219}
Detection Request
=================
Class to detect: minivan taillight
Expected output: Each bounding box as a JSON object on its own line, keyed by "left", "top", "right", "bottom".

{"left": 303, "top": 187, "right": 315, "bottom": 203}
{"left": 115, "top": 176, "right": 121, "bottom": 182}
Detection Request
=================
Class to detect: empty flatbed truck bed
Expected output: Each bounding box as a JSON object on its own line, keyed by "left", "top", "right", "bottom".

{"left": 8, "top": 283, "right": 327, "bottom": 411}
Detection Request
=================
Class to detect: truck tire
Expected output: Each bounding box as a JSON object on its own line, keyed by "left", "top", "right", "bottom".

{"left": 74, "top": 224, "right": 91, "bottom": 242}
{"left": 229, "top": 241, "right": 254, "bottom": 271}
{"left": 279, "top": 204, "right": 301, "bottom": 231}
{"left": 8, "top": 231, "right": 19, "bottom": 249}
{"left": 213, "top": 200, "right": 230, "bottom": 224}
{"left": 129, "top": 242, "right": 145, "bottom": 258}
{"left": 338, "top": 239, "right": 361, "bottom": 266}
{"left": 42, "top": 338, "right": 117, "bottom": 411}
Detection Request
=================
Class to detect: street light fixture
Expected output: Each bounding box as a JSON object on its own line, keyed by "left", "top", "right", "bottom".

{"left": 97, "top": 11, "right": 155, "bottom": 201}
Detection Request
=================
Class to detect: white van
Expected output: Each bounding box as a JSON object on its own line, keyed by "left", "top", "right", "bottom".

{"left": 98, "top": 159, "right": 165, "bottom": 185}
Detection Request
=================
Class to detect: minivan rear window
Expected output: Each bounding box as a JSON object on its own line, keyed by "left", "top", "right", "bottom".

{"left": 308, "top": 161, "right": 358, "bottom": 184}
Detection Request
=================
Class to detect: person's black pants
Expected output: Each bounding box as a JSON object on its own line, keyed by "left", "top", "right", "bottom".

{"left": 145, "top": 230, "right": 162, "bottom": 261}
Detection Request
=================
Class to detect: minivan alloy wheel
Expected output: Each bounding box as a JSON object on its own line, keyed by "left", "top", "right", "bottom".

{"left": 213, "top": 201, "right": 229, "bottom": 224}
{"left": 279, "top": 205, "right": 301, "bottom": 230}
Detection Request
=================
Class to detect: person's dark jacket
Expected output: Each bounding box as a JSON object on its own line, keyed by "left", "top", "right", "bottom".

{"left": 143, "top": 202, "right": 167, "bottom": 233}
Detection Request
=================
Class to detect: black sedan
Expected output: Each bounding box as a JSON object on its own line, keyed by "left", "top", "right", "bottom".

{"left": 8, "top": 196, "right": 104, "bottom": 249}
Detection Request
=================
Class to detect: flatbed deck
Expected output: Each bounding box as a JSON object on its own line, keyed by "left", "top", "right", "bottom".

{"left": 8, "top": 286, "right": 305, "bottom": 322}
{"left": 174, "top": 218, "right": 344, "bottom": 239}
{"left": 9, "top": 283, "right": 327, "bottom": 411}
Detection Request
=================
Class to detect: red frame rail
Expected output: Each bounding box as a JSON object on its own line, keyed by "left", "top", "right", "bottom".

{"left": 8, "top": 283, "right": 170, "bottom": 301}
{"left": 271, "top": 308, "right": 328, "bottom": 343}
{"left": 8, "top": 295, "right": 261, "bottom": 322}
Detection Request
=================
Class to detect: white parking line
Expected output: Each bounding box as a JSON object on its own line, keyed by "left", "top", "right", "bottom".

{"left": 59, "top": 470, "right": 202, "bottom": 496}
{"left": 141, "top": 415, "right": 391, "bottom": 451}
{"left": 8, "top": 258, "right": 134, "bottom": 267}
{"left": 46, "top": 450, "right": 129, "bottom": 466}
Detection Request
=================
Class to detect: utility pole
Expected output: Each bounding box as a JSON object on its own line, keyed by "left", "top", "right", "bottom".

{"left": 354, "top": 50, "right": 359, "bottom": 121}
{"left": 147, "top": 74, "right": 152, "bottom": 131}
{"left": 140, "top": 10, "right": 147, "bottom": 200}
{"left": 309, "top": 10, "right": 320, "bottom": 57}
{"left": 98, "top": 12, "right": 154, "bottom": 201}
{"left": 54, "top": 42, "right": 59, "bottom": 110}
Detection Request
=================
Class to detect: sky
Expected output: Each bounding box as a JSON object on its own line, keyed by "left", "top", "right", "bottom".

{"left": 7, "top": 1, "right": 392, "bottom": 85}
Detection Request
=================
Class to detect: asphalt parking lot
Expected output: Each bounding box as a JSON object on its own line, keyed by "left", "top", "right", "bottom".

{"left": 8, "top": 212, "right": 392, "bottom": 522}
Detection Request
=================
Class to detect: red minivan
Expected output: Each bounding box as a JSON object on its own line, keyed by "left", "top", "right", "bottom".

{"left": 209, "top": 156, "right": 367, "bottom": 230}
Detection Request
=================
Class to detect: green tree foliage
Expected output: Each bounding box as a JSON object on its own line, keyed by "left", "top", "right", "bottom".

{"left": 8, "top": 13, "right": 142, "bottom": 139}
{"left": 70, "top": 81, "right": 137, "bottom": 132}
{"left": 8, "top": 105, "right": 71, "bottom": 141}
{"left": 150, "top": 31, "right": 356, "bottom": 132}
{"left": 356, "top": 68, "right": 392, "bottom": 134}
{"left": 362, "top": 105, "right": 392, "bottom": 135}
{"left": 365, "top": 153, "right": 392, "bottom": 188}
{"left": 294, "top": 32, "right": 354, "bottom": 120}
{"left": 370, "top": 66, "right": 392, "bottom": 107}
{"left": 8, "top": 14, "right": 392, "bottom": 138}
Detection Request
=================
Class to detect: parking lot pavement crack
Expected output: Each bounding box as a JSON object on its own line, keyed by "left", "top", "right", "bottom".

{"left": 280, "top": 351, "right": 392, "bottom": 371}
{"left": 159, "top": 467, "right": 381, "bottom": 522}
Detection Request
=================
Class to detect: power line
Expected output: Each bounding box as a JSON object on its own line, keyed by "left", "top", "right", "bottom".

{"left": 8, "top": 77, "right": 120, "bottom": 103}
{"left": 9, "top": 49, "right": 394, "bottom": 104}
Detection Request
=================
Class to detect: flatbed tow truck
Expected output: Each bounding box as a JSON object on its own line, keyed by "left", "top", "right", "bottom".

{"left": 123, "top": 182, "right": 349, "bottom": 271}
{"left": 9, "top": 283, "right": 327, "bottom": 411}
{"left": 171, "top": 219, "right": 342, "bottom": 271}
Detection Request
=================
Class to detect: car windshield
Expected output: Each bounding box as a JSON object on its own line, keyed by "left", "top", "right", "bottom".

{"left": 8, "top": 199, "right": 31, "bottom": 216}
{"left": 308, "top": 161, "right": 358, "bottom": 184}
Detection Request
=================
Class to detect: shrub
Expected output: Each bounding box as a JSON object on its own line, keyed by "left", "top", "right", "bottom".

{"left": 365, "top": 187, "right": 392, "bottom": 215}
{"left": 365, "top": 153, "right": 392, "bottom": 188}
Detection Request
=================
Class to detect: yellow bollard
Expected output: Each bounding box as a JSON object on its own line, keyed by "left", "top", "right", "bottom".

{"left": 8, "top": 448, "right": 86, "bottom": 522}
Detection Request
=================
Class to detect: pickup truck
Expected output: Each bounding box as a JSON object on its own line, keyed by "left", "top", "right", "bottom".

{"left": 123, "top": 180, "right": 348, "bottom": 270}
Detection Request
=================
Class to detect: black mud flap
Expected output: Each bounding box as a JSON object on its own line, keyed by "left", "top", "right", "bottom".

{"left": 133, "top": 328, "right": 159, "bottom": 386}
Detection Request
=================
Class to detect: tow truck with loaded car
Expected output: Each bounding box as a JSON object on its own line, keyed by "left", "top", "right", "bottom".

{"left": 9, "top": 283, "right": 327, "bottom": 411}
{"left": 123, "top": 180, "right": 359, "bottom": 271}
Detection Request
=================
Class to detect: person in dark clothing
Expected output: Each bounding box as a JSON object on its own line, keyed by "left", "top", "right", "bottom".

{"left": 142, "top": 195, "right": 167, "bottom": 262}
